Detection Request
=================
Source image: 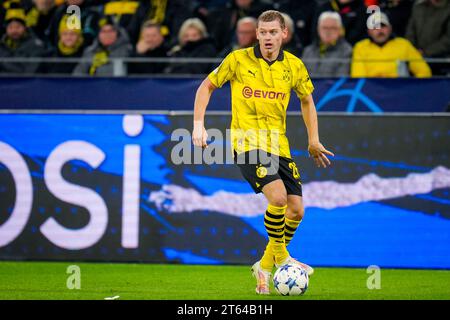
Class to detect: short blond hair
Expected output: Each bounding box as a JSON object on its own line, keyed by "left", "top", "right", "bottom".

{"left": 257, "top": 10, "right": 286, "bottom": 30}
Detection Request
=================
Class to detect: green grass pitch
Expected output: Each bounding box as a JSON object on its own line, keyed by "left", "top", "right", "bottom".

{"left": 0, "top": 261, "right": 449, "bottom": 300}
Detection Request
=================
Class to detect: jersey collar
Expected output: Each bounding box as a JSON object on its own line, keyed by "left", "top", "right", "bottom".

{"left": 253, "top": 44, "right": 284, "bottom": 66}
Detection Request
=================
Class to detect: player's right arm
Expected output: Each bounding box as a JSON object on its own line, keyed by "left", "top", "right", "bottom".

{"left": 192, "top": 78, "right": 217, "bottom": 148}
{"left": 192, "top": 51, "right": 238, "bottom": 148}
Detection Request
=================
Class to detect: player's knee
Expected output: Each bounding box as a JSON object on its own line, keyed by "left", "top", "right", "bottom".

{"left": 270, "top": 194, "right": 288, "bottom": 208}
{"left": 290, "top": 205, "right": 305, "bottom": 220}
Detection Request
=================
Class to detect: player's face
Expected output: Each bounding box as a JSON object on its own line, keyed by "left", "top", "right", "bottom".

{"left": 256, "top": 20, "right": 287, "bottom": 55}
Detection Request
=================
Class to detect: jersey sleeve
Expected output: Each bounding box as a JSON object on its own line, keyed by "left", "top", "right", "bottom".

{"left": 207, "top": 52, "right": 237, "bottom": 88}
{"left": 293, "top": 62, "right": 314, "bottom": 99}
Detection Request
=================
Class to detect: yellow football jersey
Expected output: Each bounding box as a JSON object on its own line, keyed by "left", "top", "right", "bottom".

{"left": 208, "top": 45, "right": 314, "bottom": 158}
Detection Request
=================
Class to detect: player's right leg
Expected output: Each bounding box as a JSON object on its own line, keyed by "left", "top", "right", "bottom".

{"left": 261, "top": 180, "right": 290, "bottom": 266}
{"left": 251, "top": 180, "right": 289, "bottom": 294}
{"left": 251, "top": 260, "right": 271, "bottom": 295}
{"left": 234, "top": 150, "right": 288, "bottom": 294}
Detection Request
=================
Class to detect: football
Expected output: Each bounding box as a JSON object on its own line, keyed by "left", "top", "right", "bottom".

{"left": 273, "top": 264, "right": 309, "bottom": 296}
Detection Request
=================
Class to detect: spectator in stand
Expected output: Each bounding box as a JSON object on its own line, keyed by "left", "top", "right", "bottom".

{"left": 25, "top": 0, "right": 57, "bottom": 43}
{"left": 47, "top": 0, "right": 100, "bottom": 48}
{"left": 273, "top": 0, "right": 318, "bottom": 48}
{"left": 84, "top": 0, "right": 108, "bottom": 5}
{"left": 0, "top": 3, "right": 47, "bottom": 74}
{"left": 73, "top": 16, "right": 131, "bottom": 76}
{"left": 406, "top": 0, "right": 450, "bottom": 75}
{"left": 100, "top": 0, "right": 141, "bottom": 32}
{"left": 165, "top": 18, "right": 217, "bottom": 74}
{"left": 219, "top": 16, "right": 257, "bottom": 57}
{"left": 192, "top": 0, "right": 230, "bottom": 25}
{"left": 351, "top": 12, "right": 431, "bottom": 78}
{"left": 207, "top": 0, "right": 271, "bottom": 52}
{"left": 45, "top": 14, "right": 85, "bottom": 74}
{"left": 280, "top": 12, "right": 303, "bottom": 56}
{"left": 374, "top": 0, "right": 414, "bottom": 37}
{"left": 303, "top": 11, "right": 352, "bottom": 77}
{"left": 128, "top": 22, "right": 169, "bottom": 75}
{"left": 21, "top": 0, "right": 34, "bottom": 10}
{"left": 313, "top": 0, "right": 368, "bottom": 45}
{"left": 126, "top": 0, "right": 192, "bottom": 47}
{"left": 1, "top": 1, "right": 22, "bottom": 36}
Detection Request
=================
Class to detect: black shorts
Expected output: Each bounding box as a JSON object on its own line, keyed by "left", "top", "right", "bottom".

{"left": 234, "top": 149, "right": 303, "bottom": 196}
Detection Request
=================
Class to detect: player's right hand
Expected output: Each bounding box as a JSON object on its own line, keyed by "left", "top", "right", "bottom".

{"left": 192, "top": 121, "right": 208, "bottom": 149}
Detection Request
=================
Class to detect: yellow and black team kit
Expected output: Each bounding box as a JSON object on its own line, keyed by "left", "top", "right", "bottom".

{"left": 207, "top": 45, "right": 314, "bottom": 196}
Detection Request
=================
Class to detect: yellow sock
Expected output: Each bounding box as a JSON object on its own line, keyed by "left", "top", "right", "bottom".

{"left": 264, "top": 204, "right": 289, "bottom": 265}
{"left": 261, "top": 217, "right": 302, "bottom": 270}
{"left": 260, "top": 242, "right": 275, "bottom": 271}
{"left": 285, "top": 217, "right": 301, "bottom": 246}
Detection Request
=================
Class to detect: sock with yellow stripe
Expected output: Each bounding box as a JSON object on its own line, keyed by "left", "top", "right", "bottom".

{"left": 262, "top": 204, "right": 289, "bottom": 266}
{"left": 260, "top": 217, "right": 302, "bottom": 271}
{"left": 260, "top": 242, "right": 275, "bottom": 271}
{"left": 285, "top": 217, "right": 301, "bottom": 246}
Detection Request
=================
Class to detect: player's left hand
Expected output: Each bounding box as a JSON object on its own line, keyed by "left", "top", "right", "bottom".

{"left": 308, "top": 142, "right": 334, "bottom": 168}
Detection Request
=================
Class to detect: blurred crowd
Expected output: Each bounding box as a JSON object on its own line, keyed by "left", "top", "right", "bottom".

{"left": 0, "top": 0, "right": 449, "bottom": 77}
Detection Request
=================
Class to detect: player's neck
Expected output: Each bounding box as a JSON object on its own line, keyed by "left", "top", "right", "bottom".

{"left": 260, "top": 46, "right": 280, "bottom": 62}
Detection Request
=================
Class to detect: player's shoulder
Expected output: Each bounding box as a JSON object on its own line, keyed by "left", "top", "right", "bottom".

{"left": 283, "top": 50, "right": 303, "bottom": 64}
{"left": 283, "top": 50, "right": 307, "bottom": 70}
{"left": 229, "top": 47, "right": 253, "bottom": 59}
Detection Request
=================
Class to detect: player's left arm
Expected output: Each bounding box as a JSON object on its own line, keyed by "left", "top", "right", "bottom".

{"left": 300, "top": 94, "right": 334, "bottom": 168}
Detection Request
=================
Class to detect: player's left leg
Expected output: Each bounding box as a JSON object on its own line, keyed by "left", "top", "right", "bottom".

{"left": 285, "top": 195, "right": 304, "bottom": 246}
{"left": 274, "top": 158, "right": 314, "bottom": 275}
{"left": 283, "top": 195, "right": 314, "bottom": 275}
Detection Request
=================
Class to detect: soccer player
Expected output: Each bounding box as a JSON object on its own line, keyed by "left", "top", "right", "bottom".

{"left": 192, "top": 10, "right": 334, "bottom": 295}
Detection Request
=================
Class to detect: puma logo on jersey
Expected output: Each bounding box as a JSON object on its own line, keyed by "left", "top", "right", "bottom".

{"left": 248, "top": 70, "right": 257, "bottom": 77}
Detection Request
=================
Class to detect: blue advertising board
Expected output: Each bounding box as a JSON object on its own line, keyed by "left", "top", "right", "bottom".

{"left": 0, "top": 77, "right": 449, "bottom": 112}
{"left": 1, "top": 113, "right": 449, "bottom": 269}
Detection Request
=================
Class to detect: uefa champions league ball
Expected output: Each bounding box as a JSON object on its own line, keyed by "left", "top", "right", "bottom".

{"left": 273, "top": 264, "right": 309, "bottom": 296}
